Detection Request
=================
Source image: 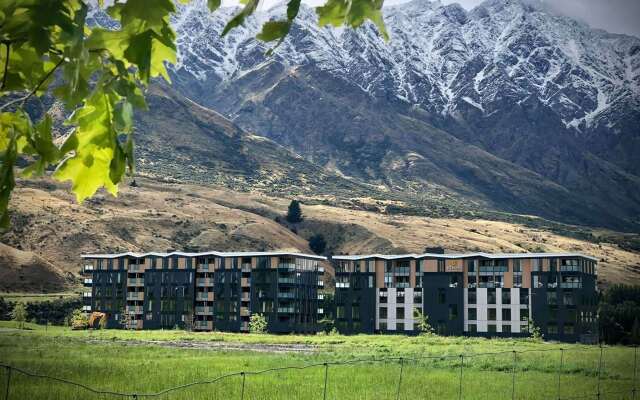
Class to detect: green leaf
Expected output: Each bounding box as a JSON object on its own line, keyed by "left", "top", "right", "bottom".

{"left": 287, "top": 0, "right": 302, "bottom": 21}
{"left": 207, "top": 0, "right": 222, "bottom": 12}
{"left": 257, "top": 21, "right": 291, "bottom": 43}
{"left": 222, "top": 0, "right": 259, "bottom": 36}
{"left": 113, "top": 101, "right": 134, "bottom": 134}
{"left": 21, "top": 114, "right": 61, "bottom": 177}
{"left": 54, "top": 90, "right": 120, "bottom": 202}
{"left": 316, "top": 0, "right": 388, "bottom": 41}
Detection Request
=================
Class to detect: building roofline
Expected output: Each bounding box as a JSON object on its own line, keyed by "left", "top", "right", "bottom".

{"left": 81, "top": 251, "right": 327, "bottom": 261}
{"left": 332, "top": 252, "right": 598, "bottom": 262}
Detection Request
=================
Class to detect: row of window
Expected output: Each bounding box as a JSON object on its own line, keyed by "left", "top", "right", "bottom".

{"left": 467, "top": 289, "right": 529, "bottom": 305}
{"left": 467, "top": 307, "right": 529, "bottom": 322}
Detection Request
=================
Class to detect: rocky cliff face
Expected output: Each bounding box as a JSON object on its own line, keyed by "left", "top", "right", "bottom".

{"left": 163, "top": 0, "right": 640, "bottom": 231}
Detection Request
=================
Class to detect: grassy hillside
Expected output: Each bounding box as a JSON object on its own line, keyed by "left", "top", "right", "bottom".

{"left": 0, "top": 323, "right": 636, "bottom": 400}
{"left": 2, "top": 177, "right": 639, "bottom": 290}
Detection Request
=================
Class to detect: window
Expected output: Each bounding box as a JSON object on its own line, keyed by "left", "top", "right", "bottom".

{"left": 468, "top": 289, "right": 476, "bottom": 304}
{"left": 520, "top": 309, "right": 529, "bottom": 321}
{"left": 502, "top": 308, "right": 511, "bottom": 321}
{"left": 488, "top": 289, "right": 497, "bottom": 304}
{"left": 548, "top": 324, "right": 558, "bottom": 334}
{"left": 502, "top": 290, "right": 511, "bottom": 304}
{"left": 503, "top": 324, "right": 512, "bottom": 334}
{"left": 488, "top": 324, "right": 497, "bottom": 333}
{"left": 397, "top": 307, "right": 405, "bottom": 319}
{"left": 438, "top": 289, "right": 446, "bottom": 304}
{"left": 468, "top": 323, "right": 477, "bottom": 333}
{"left": 467, "top": 308, "right": 477, "bottom": 320}
{"left": 564, "top": 324, "right": 575, "bottom": 335}
{"left": 379, "top": 308, "right": 387, "bottom": 319}
{"left": 413, "top": 291, "right": 422, "bottom": 304}
{"left": 488, "top": 308, "right": 497, "bottom": 321}
{"left": 547, "top": 291, "right": 557, "bottom": 306}
{"left": 449, "top": 305, "right": 458, "bottom": 320}
{"left": 397, "top": 322, "right": 405, "bottom": 331}
{"left": 379, "top": 292, "right": 387, "bottom": 303}
{"left": 512, "top": 259, "right": 521, "bottom": 272}
{"left": 563, "top": 292, "right": 575, "bottom": 306}
{"left": 352, "top": 306, "right": 360, "bottom": 321}
{"left": 337, "top": 306, "right": 345, "bottom": 319}
{"left": 437, "top": 259, "right": 445, "bottom": 272}
{"left": 379, "top": 322, "right": 387, "bottom": 331}
{"left": 520, "top": 289, "right": 529, "bottom": 305}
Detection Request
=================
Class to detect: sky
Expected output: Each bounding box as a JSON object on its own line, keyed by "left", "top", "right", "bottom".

{"left": 223, "top": 0, "right": 640, "bottom": 37}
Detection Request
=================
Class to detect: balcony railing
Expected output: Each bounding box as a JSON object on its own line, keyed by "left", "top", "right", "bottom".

{"left": 194, "top": 321, "right": 213, "bottom": 330}
{"left": 241, "top": 265, "right": 252, "bottom": 273}
{"left": 128, "top": 278, "right": 144, "bottom": 286}
{"left": 278, "top": 263, "right": 296, "bottom": 271}
{"left": 83, "top": 292, "right": 92, "bottom": 298}
{"left": 82, "top": 305, "right": 91, "bottom": 312}
{"left": 240, "top": 308, "right": 250, "bottom": 317}
{"left": 277, "top": 307, "right": 295, "bottom": 314}
{"left": 196, "top": 278, "right": 214, "bottom": 287}
{"left": 126, "top": 292, "right": 143, "bottom": 300}
{"left": 317, "top": 293, "right": 324, "bottom": 300}
{"left": 196, "top": 292, "right": 214, "bottom": 301}
{"left": 83, "top": 265, "right": 93, "bottom": 273}
{"left": 126, "top": 306, "right": 143, "bottom": 314}
{"left": 278, "top": 292, "right": 295, "bottom": 299}
{"left": 196, "top": 306, "right": 213, "bottom": 315}
{"left": 278, "top": 278, "right": 297, "bottom": 284}
{"left": 318, "top": 308, "right": 324, "bottom": 314}
{"left": 317, "top": 281, "right": 324, "bottom": 287}
{"left": 83, "top": 278, "right": 93, "bottom": 285}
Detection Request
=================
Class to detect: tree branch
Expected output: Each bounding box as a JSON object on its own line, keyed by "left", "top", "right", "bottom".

{"left": 1, "top": 42, "right": 10, "bottom": 91}
{"left": 0, "top": 57, "right": 65, "bottom": 112}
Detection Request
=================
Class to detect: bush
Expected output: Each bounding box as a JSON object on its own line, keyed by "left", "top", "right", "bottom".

{"left": 249, "top": 313, "right": 268, "bottom": 334}
{"left": 414, "top": 309, "right": 435, "bottom": 336}
{"left": 308, "top": 234, "right": 327, "bottom": 255}
{"left": 69, "top": 309, "right": 88, "bottom": 330}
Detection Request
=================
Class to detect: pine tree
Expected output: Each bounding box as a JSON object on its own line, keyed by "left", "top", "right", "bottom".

{"left": 286, "top": 200, "right": 303, "bottom": 223}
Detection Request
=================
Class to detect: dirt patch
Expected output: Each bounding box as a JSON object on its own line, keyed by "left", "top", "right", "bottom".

{"left": 84, "top": 338, "right": 318, "bottom": 354}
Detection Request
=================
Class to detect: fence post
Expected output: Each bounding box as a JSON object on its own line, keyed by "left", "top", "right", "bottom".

{"left": 511, "top": 351, "right": 517, "bottom": 400}
{"left": 396, "top": 357, "right": 404, "bottom": 400}
{"left": 596, "top": 344, "right": 604, "bottom": 400}
{"left": 633, "top": 346, "right": 638, "bottom": 400}
{"left": 556, "top": 348, "right": 564, "bottom": 400}
{"left": 458, "top": 355, "right": 464, "bottom": 400}
{"left": 323, "top": 363, "right": 328, "bottom": 400}
{"left": 4, "top": 366, "right": 11, "bottom": 400}
{"left": 240, "top": 372, "right": 246, "bottom": 400}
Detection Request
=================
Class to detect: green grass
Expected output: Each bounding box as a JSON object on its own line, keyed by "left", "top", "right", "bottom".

{"left": 0, "top": 322, "right": 636, "bottom": 400}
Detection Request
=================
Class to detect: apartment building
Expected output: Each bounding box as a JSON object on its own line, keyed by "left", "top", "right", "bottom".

{"left": 332, "top": 252, "right": 598, "bottom": 343}
{"left": 81, "top": 251, "right": 326, "bottom": 333}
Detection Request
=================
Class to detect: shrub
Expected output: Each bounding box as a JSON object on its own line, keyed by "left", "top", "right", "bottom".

{"left": 69, "top": 309, "right": 88, "bottom": 330}
{"left": 309, "top": 234, "right": 327, "bottom": 254}
{"left": 249, "top": 313, "right": 268, "bottom": 334}
{"left": 414, "top": 309, "right": 435, "bottom": 336}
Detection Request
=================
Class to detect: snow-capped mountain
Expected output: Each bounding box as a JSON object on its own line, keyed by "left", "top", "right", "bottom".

{"left": 164, "top": 0, "right": 640, "bottom": 230}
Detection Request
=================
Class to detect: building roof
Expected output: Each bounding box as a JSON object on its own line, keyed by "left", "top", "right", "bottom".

{"left": 332, "top": 252, "right": 598, "bottom": 262}
{"left": 81, "top": 251, "right": 327, "bottom": 261}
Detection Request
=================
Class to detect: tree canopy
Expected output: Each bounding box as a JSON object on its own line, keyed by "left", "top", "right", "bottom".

{"left": 286, "top": 199, "right": 303, "bottom": 223}
{"left": 0, "top": 0, "right": 388, "bottom": 228}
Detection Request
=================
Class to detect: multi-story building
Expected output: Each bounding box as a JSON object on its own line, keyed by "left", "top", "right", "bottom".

{"left": 81, "top": 251, "right": 326, "bottom": 333}
{"left": 332, "top": 252, "right": 598, "bottom": 342}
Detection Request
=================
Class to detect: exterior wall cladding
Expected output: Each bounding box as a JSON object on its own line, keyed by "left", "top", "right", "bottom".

{"left": 333, "top": 253, "right": 599, "bottom": 343}
{"left": 81, "top": 252, "right": 326, "bottom": 333}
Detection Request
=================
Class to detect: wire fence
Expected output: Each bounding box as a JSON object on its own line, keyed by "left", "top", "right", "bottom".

{"left": 0, "top": 345, "right": 638, "bottom": 400}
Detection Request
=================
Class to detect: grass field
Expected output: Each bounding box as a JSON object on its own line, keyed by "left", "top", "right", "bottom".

{"left": 0, "top": 292, "right": 80, "bottom": 303}
{"left": 0, "top": 322, "right": 637, "bottom": 400}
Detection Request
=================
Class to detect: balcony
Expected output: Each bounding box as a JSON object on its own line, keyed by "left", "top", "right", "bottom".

{"left": 240, "top": 321, "right": 249, "bottom": 331}
{"left": 277, "top": 307, "right": 295, "bottom": 314}
{"left": 82, "top": 305, "right": 91, "bottom": 312}
{"left": 278, "top": 263, "right": 296, "bottom": 271}
{"left": 126, "top": 292, "right": 144, "bottom": 301}
{"left": 317, "top": 280, "right": 324, "bottom": 287}
{"left": 241, "top": 264, "right": 252, "bottom": 273}
{"left": 196, "top": 263, "right": 209, "bottom": 271}
{"left": 83, "top": 265, "right": 93, "bottom": 273}
{"left": 241, "top": 277, "right": 250, "bottom": 286}
{"left": 196, "top": 306, "right": 213, "bottom": 315}
{"left": 194, "top": 321, "right": 213, "bottom": 330}
{"left": 318, "top": 266, "right": 324, "bottom": 273}
{"left": 128, "top": 278, "right": 144, "bottom": 287}
{"left": 83, "top": 292, "right": 92, "bottom": 298}
{"left": 240, "top": 307, "right": 250, "bottom": 317}
{"left": 317, "top": 293, "right": 324, "bottom": 300}
{"left": 278, "top": 292, "right": 295, "bottom": 299}
{"left": 196, "top": 292, "right": 214, "bottom": 301}
{"left": 129, "top": 265, "right": 142, "bottom": 272}
{"left": 196, "top": 278, "right": 214, "bottom": 287}
{"left": 318, "top": 308, "right": 324, "bottom": 314}
{"left": 278, "top": 277, "right": 297, "bottom": 285}
{"left": 83, "top": 278, "right": 93, "bottom": 285}
{"left": 126, "top": 306, "right": 143, "bottom": 314}
{"left": 241, "top": 293, "right": 250, "bottom": 302}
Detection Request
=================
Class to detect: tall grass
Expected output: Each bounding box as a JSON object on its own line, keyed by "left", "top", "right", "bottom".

{"left": 0, "top": 323, "right": 636, "bottom": 399}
